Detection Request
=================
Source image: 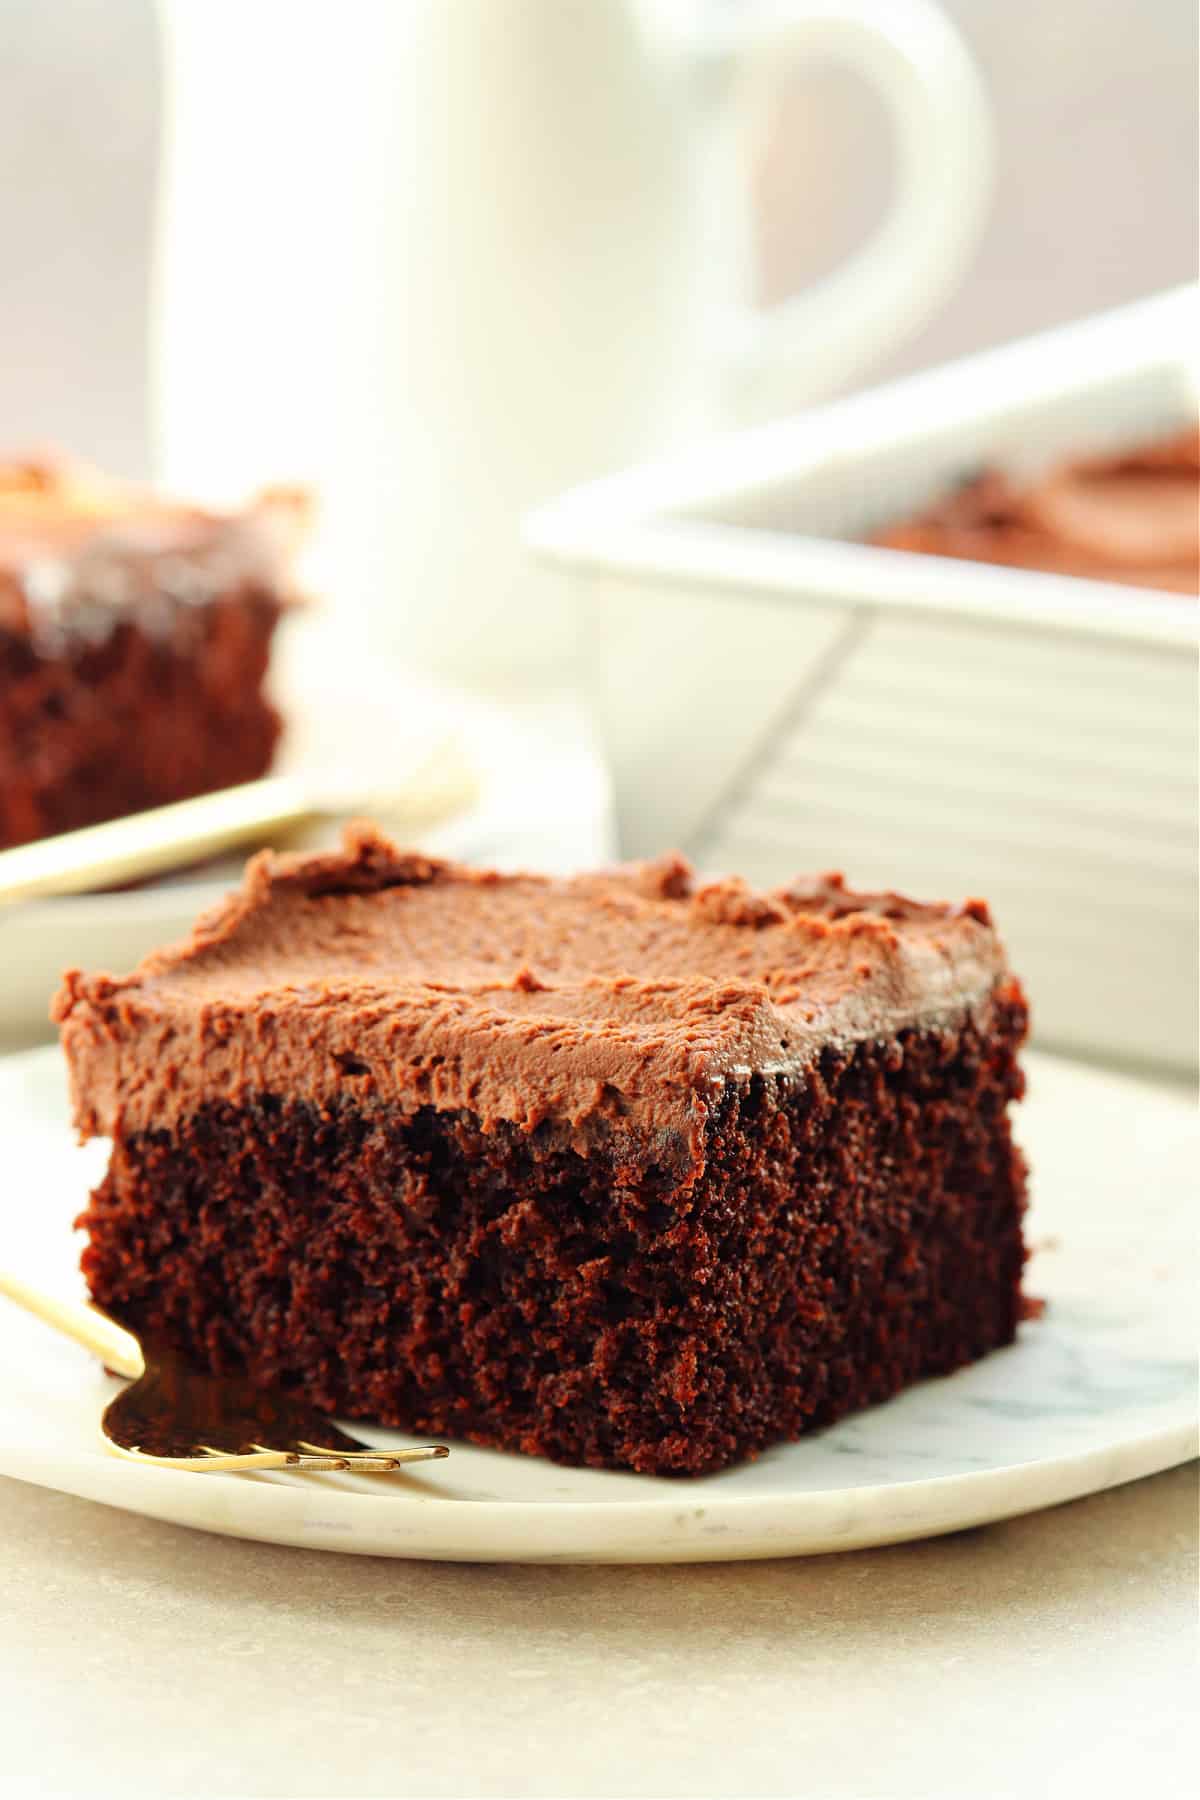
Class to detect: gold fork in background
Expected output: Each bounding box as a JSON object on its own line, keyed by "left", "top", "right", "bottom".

{"left": 0, "top": 1270, "right": 448, "bottom": 1474}
{"left": 0, "top": 736, "right": 478, "bottom": 906}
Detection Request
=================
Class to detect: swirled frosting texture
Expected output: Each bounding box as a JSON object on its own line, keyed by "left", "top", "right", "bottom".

{"left": 55, "top": 827, "right": 1012, "bottom": 1173}
{"left": 874, "top": 426, "right": 1199, "bottom": 593}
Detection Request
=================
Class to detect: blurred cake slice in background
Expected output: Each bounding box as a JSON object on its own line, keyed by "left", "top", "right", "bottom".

{"left": 0, "top": 459, "right": 307, "bottom": 851}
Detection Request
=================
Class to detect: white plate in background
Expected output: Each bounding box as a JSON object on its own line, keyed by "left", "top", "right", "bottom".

{"left": 0, "top": 623, "right": 613, "bottom": 1051}
{"left": 0, "top": 1048, "right": 1193, "bottom": 1564}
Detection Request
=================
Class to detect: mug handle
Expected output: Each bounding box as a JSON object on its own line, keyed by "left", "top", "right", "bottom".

{"left": 705, "top": 0, "right": 993, "bottom": 419}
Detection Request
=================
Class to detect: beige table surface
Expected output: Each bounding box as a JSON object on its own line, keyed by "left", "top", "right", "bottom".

{"left": 0, "top": 1461, "right": 1193, "bottom": 1800}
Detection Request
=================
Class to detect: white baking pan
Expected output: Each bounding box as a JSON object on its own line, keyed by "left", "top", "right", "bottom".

{"left": 529, "top": 287, "right": 1198, "bottom": 1073}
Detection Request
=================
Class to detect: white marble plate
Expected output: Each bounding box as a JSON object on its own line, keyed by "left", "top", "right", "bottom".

{"left": 0, "top": 1047, "right": 1194, "bottom": 1563}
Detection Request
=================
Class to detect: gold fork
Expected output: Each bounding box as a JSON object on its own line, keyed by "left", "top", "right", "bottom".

{"left": 0, "top": 738, "right": 478, "bottom": 906}
{"left": 0, "top": 1271, "right": 448, "bottom": 1474}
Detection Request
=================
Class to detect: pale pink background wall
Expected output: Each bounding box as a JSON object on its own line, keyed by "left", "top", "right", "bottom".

{"left": 0, "top": 0, "right": 158, "bottom": 477}
{"left": 754, "top": 0, "right": 1199, "bottom": 372}
{"left": 0, "top": 0, "right": 1195, "bottom": 479}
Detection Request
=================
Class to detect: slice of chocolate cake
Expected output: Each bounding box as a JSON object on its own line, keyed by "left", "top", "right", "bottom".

{"left": 0, "top": 459, "right": 306, "bottom": 850}
{"left": 55, "top": 827, "right": 1029, "bottom": 1476}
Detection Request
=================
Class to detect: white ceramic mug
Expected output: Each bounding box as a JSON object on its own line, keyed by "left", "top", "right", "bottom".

{"left": 154, "top": 0, "right": 992, "bottom": 681}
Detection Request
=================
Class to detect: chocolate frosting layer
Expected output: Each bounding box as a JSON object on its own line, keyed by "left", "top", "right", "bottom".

{"left": 874, "top": 426, "right": 1199, "bottom": 593}
{"left": 0, "top": 459, "right": 309, "bottom": 649}
{"left": 55, "top": 828, "right": 1012, "bottom": 1176}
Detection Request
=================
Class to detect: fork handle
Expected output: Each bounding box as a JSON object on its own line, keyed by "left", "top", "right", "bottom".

{"left": 0, "top": 1270, "right": 145, "bottom": 1380}
{"left": 0, "top": 775, "right": 317, "bottom": 905}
